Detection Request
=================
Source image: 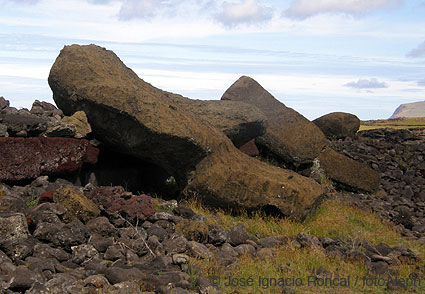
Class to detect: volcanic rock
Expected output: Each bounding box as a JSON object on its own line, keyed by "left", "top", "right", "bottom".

{"left": 61, "top": 111, "right": 92, "bottom": 138}
{"left": 0, "top": 123, "right": 7, "bottom": 137}
{"left": 30, "top": 100, "right": 63, "bottom": 118}
{"left": 0, "top": 111, "right": 47, "bottom": 137}
{"left": 48, "top": 44, "right": 324, "bottom": 221}
{"left": 221, "top": 76, "right": 327, "bottom": 167}
{"left": 0, "top": 137, "right": 99, "bottom": 182}
{"left": 316, "top": 147, "right": 381, "bottom": 193}
{"left": 313, "top": 112, "right": 360, "bottom": 139}
{"left": 53, "top": 187, "right": 100, "bottom": 223}
{"left": 86, "top": 186, "right": 155, "bottom": 221}
{"left": 175, "top": 219, "right": 208, "bottom": 243}
{"left": 0, "top": 213, "right": 30, "bottom": 245}
{"left": 0, "top": 96, "right": 9, "bottom": 110}
{"left": 165, "top": 94, "right": 267, "bottom": 147}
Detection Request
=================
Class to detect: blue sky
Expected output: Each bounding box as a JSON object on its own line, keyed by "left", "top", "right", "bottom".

{"left": 0, "top": 0, "right": 424, "bottom": 120}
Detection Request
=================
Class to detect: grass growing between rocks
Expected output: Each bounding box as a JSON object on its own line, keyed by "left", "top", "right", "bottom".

{"left": 183, "top": 197, "right": 425, "bottom": 294}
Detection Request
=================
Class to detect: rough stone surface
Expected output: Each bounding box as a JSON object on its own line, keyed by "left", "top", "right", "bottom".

{"left": 175, "top": 219, "right": 208, "bottom": 243}
{"left": 332, "top": 128, "right": 425, "bottom": 239}
{"left": 53, "top": 187, "right": 100, "bottom": 223}
{"left": 87, "top": 186, "right": 155, "bottom": 221}
{"left": 0, "top": 111, "right": 48, "bottom": 137}
{"left": 0, "top": 196, "right": 29, "bottom": 214}
{"left": 0, "top": 172, "right": 423, "bottom": 293}
{"left": 8, "top": 266, "right": 39, "bottom": 291}
{"left": 221, "top": 76, "right": 327, "bottom": 167}
{"left": 165, "top": 94, "right": 267, "bottom": 147}
{"left": 48, "top": 44, "right": 325, "bottom": 221}
{"left": 0, "top": 96, "right": 9, "bottom": 110}
{"left": 317, "top": 147, "right": 381, "bottom": 193}
{"left": 238, "top": 139, "right": 259, "bottom": 157}
{"left": 313, "top": 112, "right": 360, "bottom": 140}
{"left": 0, "top": 213, "right": 30, "bottom": 245}
{"left": 30, "top": 100, "right": 62, "bottom": 117}
{"left": 0, "top": 137, "right": 99, "bottom": 182}
{"left": 228, "top": 224, "right": 249, "bottom": 246}
{"left": 0, "top": 123, "right": 7, "bottom": 137}
{"left": 61, "top": 111, "right": 92, "bottom": 138}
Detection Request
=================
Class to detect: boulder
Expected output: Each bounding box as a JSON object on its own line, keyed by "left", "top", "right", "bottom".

{"left": 53, "top": 187, "right": 100, "bottom": 223}
{"left": 0, "top": 213, "right": 30, "bottom": 246}
{"left": 48, "top": 44, "right": 324, "bottom": 220}
{"left": 43, "top": 121, "right": 76, "bottom": 138}
{"left": 0, "top": 137, "right": 99, "bottom": 182}
{"left": 313, "top": 112, "right": 360, "bottom": 140}
{"left": 316, "top": 147, "right": 381, "bottom": 193}
{"left": 0, "top": 111, "right": 48, "bottom": 137}
{"left": 221, "top": 76, "right": 327, "bottom": 168}
{"left": 61, "top": 111, "right": 92, "bottom": 138}
{"left": 175, "top": 219, "right": 209, "bottom": 243}
{"left": 164, "top": 94, "right": 267, "bottom": 147}
{"left": 30, "top": 100, "right": 63, "bottom": 117}
{"left": 0, "top": 96, "right": 9, "bottom": 110}
{"left": 86, "top": 186, "right": 155, "bottom": 221}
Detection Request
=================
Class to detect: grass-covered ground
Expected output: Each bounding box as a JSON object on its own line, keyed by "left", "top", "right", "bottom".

{"left": 182, "top": 197, "right": 425, "bottom": 294}
{"left": 360, "top": 117, "right": 425, "bottom": 137}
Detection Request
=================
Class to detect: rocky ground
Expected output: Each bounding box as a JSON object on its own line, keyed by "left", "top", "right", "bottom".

{"left": 1, "top": 176, "right": 423, "bottom": 294}
{"left": 331, "top": 129, "right": 425, "bottom": 242}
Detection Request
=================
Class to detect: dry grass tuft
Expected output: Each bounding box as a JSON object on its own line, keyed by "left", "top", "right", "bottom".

{"left": 183, "top": 197, "right": 425, "bottom": 294}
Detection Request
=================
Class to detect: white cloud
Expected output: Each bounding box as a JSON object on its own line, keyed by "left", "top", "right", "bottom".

{"left": 344, "top": 78, "right": 388, "bottom": 89}
{"left": 216, "top": 0, "right": 272, "bottom": 27}
{"left": 117, "top": 0, "right": 215, "bottom": 21}
{"left": 418, "top": 79, "right": 425, "bottom": 86}
{"left": 118, "top": 0, "right": 169, "bottom": 20}
{"left": 285, "top": 0, "right": 403, "bottom": 19}
{"left": 406, "top": 40, "right": 425, "bottom": 58}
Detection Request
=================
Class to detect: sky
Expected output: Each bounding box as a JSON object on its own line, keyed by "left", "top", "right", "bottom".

{"left": 0, "top": 0, "right": 424, "bottom": 120}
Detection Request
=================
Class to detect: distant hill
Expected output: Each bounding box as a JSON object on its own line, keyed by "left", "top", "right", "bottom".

{"left": 390, "top": 101, "right": 425, "bottom": 119}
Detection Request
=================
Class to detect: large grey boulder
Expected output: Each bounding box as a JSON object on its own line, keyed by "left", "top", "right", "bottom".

{"left": 221, "top": 76, "right": 327, "bottom": 168}
{"left": 48, "top": 44, "right": 324, "bottom": 220}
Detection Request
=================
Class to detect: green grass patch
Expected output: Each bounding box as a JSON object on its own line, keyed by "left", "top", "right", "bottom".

{"left": 359, "top": 117, "right": 425, "bottom": 133}
{"left": 25, "top": 190, "right": 40, "bottom": 208}
{"left": 183, "top": 197, "right": 425, "bottom": 294}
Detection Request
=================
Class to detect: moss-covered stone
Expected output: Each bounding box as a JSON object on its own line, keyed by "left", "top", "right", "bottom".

{"left": 53, "top": 187, "right": 100, "bottom": 223}
{"left": 61, "top": 110, "right": 92, "bottom": 138}
{"left": 175, "top": 219, "right": 208, "bottom": 243}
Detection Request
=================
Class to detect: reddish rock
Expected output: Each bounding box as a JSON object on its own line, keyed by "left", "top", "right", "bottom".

{"left": 0, "top": 137, "right": 99, "bottom": 182}
{"left": 84, "top": 144, "right": 100, "bottom": 165}
{"left": 110, "top": 195, "right": 155, "bottom": 220}
{"left": 25, "top": 216, "right": 33, "bottom": 227}
{"left": 38, "top": 190, "right": 55, "bottom": 205}
{"left": 87, "top": 186, "right": 155, "bottom": 220}
{"left": 239, "top": 139, "right": 259, "bottom": 157}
